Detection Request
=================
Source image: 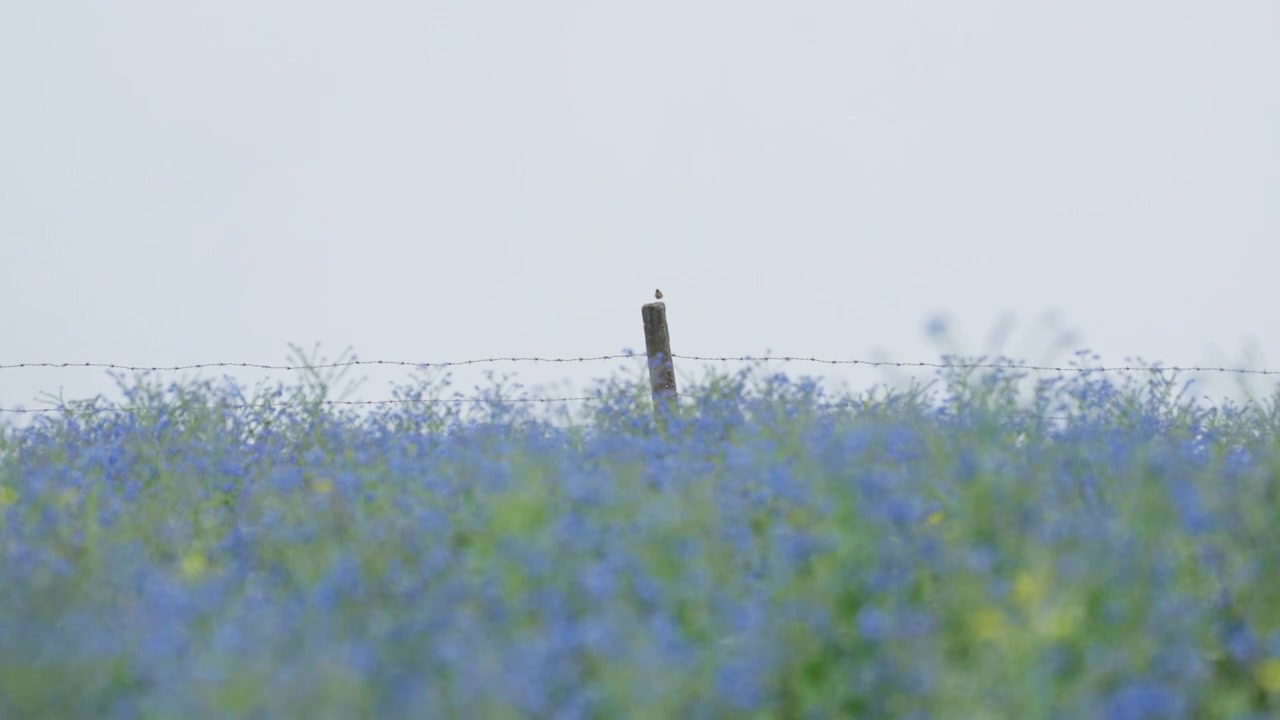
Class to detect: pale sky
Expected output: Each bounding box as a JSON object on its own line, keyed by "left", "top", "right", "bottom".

{"left": 3, "top": 1, "right": 1278, "bottom": 417}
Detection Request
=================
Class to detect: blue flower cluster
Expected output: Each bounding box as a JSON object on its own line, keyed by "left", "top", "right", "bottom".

{"left": 1, "top": 359, "right": 1279, "bottom": 718}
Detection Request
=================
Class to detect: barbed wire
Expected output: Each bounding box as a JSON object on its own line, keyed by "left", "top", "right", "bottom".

{"left": 0, "top": 395, "right": 602, "bottom": 415}
{"left": 1, "top": 354, "right": 1277, "bottom": 376}
{"left": 0, "top": 355, "right": 636, "bottom": 373}
{"left": 0, "top": 392, "right": 744, "bottom": 415}
{"left": 673, "top": 355, "right": 1280, "bottom": 376}
{"left": 2, "top": 352, "right": 1275, "bottom": 416}
{"left": 0, "top": 399, "right": 1076, "bottom": 423}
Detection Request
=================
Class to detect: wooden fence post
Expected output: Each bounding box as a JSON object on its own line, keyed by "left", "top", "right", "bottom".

{"left": 641, "top": 300, "right": 678, "bottom": 421}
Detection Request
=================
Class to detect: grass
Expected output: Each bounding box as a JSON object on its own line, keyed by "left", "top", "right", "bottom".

{"left": 2, "top": 351, "right": 1280, "bottom": 718}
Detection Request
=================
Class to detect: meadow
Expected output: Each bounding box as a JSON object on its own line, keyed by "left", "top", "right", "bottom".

{"left": 2, "top": 353, "right": 1280, "bottom": 718}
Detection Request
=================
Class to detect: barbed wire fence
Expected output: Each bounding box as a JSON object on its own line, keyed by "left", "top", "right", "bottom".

{"left": 5, "top": 355, "right": 1279, "bottom": 376}
{"left": 2, "top": 299, "right": 1274, "bottom": 417}
{"left": 1, "top": 354, "right": 1275, "bottom": 416}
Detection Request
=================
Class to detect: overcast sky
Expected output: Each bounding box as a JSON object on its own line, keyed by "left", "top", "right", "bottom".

{"left": 3, "top": 1, "right": 1278, "bottom": 418}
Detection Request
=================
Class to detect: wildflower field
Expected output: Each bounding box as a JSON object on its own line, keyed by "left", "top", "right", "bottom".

{"left": 3, "top": 355, "right": 1280, "bottom": 719}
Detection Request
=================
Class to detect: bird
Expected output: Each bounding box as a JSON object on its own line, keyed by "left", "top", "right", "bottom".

{"left": 655, "top": 289, "right": 663, "bottom": 300}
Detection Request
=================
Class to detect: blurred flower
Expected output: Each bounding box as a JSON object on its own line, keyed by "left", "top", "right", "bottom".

{"left": 179, "top": 550, "right": 209, "bottom": 581}
{"left": 1255, "top": 658, "right": 1280, "bottom": 694}
{"left": 969, "top": 607, "right": 1011, "bottom": 644}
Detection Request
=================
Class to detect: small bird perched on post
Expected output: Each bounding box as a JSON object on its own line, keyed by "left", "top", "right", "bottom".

{"left": 654, "top": 289, "right": 663, "bottom": 300}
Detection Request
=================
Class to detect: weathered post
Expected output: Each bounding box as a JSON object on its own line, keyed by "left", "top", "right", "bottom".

{"left": 641, "top": 300, "right": 677, "bottom": 422}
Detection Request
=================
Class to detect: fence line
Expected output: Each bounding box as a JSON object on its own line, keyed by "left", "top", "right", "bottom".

{"left": 1, "top": 360, "right": 1275, "bottom": 416}
{"left": 0, "top": 394, "right": 1088, "bottom": 421}
{"left": 2, "top": 355, "right": 1278, "bottom": 376}
{"left": 0, "top": 355, "right": 637, "bottom": 373}
{"left": 671, "top": 356, "right": 1280, "bottom": 376}
{"left": 0, "top": 396, "right": 600, "bottom": 415}
{"left": 0, "top": 393, "right": 878, "bottom": 415}
{"left": 3, "top": 299, "right": 1277, "bottom": 416}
